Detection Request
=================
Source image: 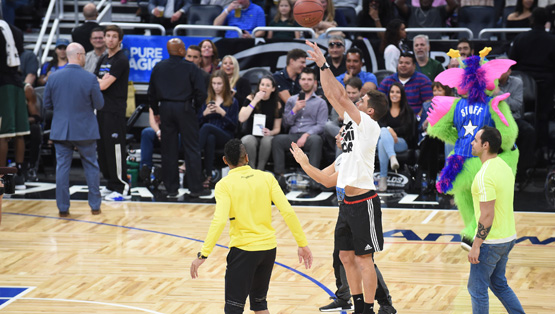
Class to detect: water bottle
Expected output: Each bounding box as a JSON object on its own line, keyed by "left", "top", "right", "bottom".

{"left": 290, "top": 175, "right": 297, "bottom": 191}
{"left": 421, "top": 173, "right": 428, "bottom": 194}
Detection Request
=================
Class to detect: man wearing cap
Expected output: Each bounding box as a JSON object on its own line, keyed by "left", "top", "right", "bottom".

{"left": 37, "top": 38, "right": 69, "bottom": 86}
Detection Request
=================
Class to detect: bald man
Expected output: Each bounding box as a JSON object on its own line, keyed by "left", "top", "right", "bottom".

{"left": 148, "top": 38, "right": 209, "bottom": 198}
{"left": 44, "top": 43, "right": 104, "bottom": 216}
{"left": 72, "top": 3, "right": 101, "bottom": 52}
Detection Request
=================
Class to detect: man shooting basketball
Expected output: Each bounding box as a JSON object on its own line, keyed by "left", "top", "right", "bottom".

{"left": 306, "top": 40, "right": 389, "bottom": 314}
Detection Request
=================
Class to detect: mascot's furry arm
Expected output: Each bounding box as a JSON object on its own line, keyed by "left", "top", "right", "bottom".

{"left": 427, "top": 97, "right": 459, "bottom": 145}
{"left": 490, "top": 97, "right": 519, "bottom": 152}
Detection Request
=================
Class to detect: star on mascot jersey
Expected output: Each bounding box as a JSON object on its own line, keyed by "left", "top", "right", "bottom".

{"left": 463, "top": 121, "right": 477, "bottom": 137}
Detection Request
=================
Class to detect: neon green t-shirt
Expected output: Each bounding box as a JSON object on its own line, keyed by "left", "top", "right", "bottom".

{"left": 471, "top": 157, "right": 517, "bottom": 243}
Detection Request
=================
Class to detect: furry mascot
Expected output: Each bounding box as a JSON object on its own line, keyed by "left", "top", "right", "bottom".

{"left": 427, "top": 48, "right": 519, "bottom": 247}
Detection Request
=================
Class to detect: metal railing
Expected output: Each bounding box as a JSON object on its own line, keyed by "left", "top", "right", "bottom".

{"left": 100, "top": 22, "right": 166, "bottom": 35}
{"left": 97, "top": 1, "right": 112, "bottom": 23}
{"left": 251, "top": 26, "right": 317, "bottom": 38}
{"left": 478, "top": 28, "right": 531, "bottom": 39}
{"left": 34, "top": 0, "right": 59, "bottom": 57}
{"left": 173, "top": 24, "right": 242, "bottom": 37}
{"left": 325, "top": 27, "right": 474, "bottom": 39}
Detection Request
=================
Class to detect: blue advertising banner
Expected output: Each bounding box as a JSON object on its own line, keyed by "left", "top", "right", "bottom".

{"left": 121, "top": 35, "right": 211, "bottom": 83}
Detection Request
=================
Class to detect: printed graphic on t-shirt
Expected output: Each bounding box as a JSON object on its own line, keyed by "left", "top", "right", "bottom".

{"left": 341, "top": 120, "right": 355, "bottom": 153}
{"left": 97, "top": 63, "right": 111, "bottom": 79}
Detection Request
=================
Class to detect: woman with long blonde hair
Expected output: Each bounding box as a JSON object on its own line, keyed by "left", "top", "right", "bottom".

{"left": 221, "top": 55, "right": 252, "bottom": 105}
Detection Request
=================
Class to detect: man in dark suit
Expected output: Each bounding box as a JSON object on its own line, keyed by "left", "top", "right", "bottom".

{"left": 148, "top": 38, "right": 209, "bottom": 198}
{"left": 71, "top": 3, "right": 100, "bottom": 52}
{"left": 44, "top": 43, "right": 104, "bottom": 217}
{"left": 148, "top": 0, "right": 191, "bottom": 30}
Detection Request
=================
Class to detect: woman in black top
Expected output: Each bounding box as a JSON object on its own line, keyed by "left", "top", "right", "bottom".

{"left": 355, "top": 0, "right": 398, "bottom": 40}
{"left": 238, "top": 75, "right": 282, "bottom": 170}
{"left": 506, "top": 0, "right": 537, "bottom": 41}
{"left": 377, "top": 82, "right": 416, "bottom": 191}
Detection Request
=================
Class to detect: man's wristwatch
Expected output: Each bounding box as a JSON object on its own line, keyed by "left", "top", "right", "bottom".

{"left": 320, "top": 62, "right": 330, "bottom": 71}
{"left": 197, "top": 252, "right": 207, "bottom": 259}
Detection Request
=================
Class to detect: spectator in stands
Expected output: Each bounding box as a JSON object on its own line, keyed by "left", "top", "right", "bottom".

{"left": 139, "top": 108, "right": 162, "bottom": 181}
{"left": 336, "top": 47, "right": 378, "bottom": 94}
{"left": 496, "top": 68, "right": 536, "bottom": 185}
{"left": 267, "top": 0, "right": 300, "bottom": 39}
{"left": 510, "top": 7, "right": 555, "bottom": 153}
{"left": 325, "top": 77, "right": 362, "bottom": 158}
{"left": 201, "top": 0, "right": 234, "bottom": 6}
{"left": 313, "top": 0, "right": 347, "bottom": 37}
{"left": 460, "top": 0, "right": 492, "bottom": 6}
{"left": 381, "top": 19, "right": 407, "bottom": 72}
{"left": 395, "top": 0, "right": 458, "bottom": 39}
{"left": 418, "top": 81, "right": 452, "bottom": 192}
{"left": 199, "top": 39, "right": 220, "bottom": 74}
{"left": 411, "top": 0, "right": 446, "bottom": 6}
{"left": 239, "top": 75, "right": 282, "bottom": 170}
{"left": 148, "top": 0, "right": 190, "bottom": 31}
{"left": 457, "top": 38, "right": 474, "bottom": 59}
{"left": 71, "top": 3, "right": 100, "bottom": 53}
{"left": 37, "top": 38, "right": 69, "bottom": 86}
{"left": 272, "top": 68, "right": 328, "bottom": 178}
{"left": 506, "top": 0, "right": 537, "bottom": 41}
{"left": 199, "top": 70, "right": 239, "bottom": 188}
{"left": 221, "top": 55, "right": 252, "bottom": 106}
{"left": 413, "top": 34, "right": 444, "bottom": 81}
{"left": 325, "top": 35, "right": 347, "bottom": 77}
{"left": 185, "top": 45, "right": 201, "bottom": 66}
{"left": 273, "top": 48, "right": 307, "bottom": 104}
{"left": 0, "top": 20, "right": 29, "bottom": 189}
{"left": 213, "top": 0, "right": 266, "bottom": 38}
{"left": 19, "top": 50, "right": 38, "bottom": 85}
{"left": 355, "top": 0, "right": 397, "bottom": 40}
{"left": 332, "top": 0, "right": 358, "bottom": 10}
{"left": 377, "top": 82, "right": 416, "bottom": 191}
{"left": 378, "top": 52, "right": 433, "bottom": 114}
{"left": 84, "top": 27, "right": 107, "bottom": 73}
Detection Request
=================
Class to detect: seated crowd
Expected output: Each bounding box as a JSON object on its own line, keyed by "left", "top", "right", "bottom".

{"left": 3, "top": 5, "right": 553, "bottom": 198}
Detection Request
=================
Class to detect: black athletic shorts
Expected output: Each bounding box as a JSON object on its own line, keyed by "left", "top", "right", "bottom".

{"left": 335, "top": 190, "right": 383, "bottom": 255}
{"left": 224, "top": 247, "right": 276, "bottom": 314}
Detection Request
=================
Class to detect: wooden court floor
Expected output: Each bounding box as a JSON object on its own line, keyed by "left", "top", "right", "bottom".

{"left": 1, "top": 199, "right": 554, "bottom": 313}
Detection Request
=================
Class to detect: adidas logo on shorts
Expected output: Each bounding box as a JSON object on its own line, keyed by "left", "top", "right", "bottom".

{"left": 365, "top": 244, "right": 372, "bottom": 250}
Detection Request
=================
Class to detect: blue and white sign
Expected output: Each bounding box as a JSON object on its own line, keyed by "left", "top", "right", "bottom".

{"left": 121, "top": 35, "right": 212, "bottom": 83}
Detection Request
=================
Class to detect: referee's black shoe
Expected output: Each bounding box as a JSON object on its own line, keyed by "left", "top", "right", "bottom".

{"left": 319, "top": 297, "right": 354, "bottom": 312}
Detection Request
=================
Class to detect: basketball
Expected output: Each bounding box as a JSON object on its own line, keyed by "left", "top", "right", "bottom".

{"left": 293, "top": 0, "right": 325, "bottom": 28}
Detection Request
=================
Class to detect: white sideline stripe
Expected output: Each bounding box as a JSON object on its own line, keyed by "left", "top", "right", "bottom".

{"left": 17, "top": 298, "right": 166, "bottom": 313}
{"left": 0, "top": 286, "right": 35, "bottom": 310}
{"left": 422, "top": 210, "right": 439, "bottom": 224}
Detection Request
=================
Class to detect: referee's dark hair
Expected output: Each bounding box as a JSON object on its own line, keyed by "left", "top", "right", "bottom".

{"left": 224, "top": 139, "right": 247, "bottom": 166}
{"left": 480, "top": 126, "right": 502, "bottom": 154}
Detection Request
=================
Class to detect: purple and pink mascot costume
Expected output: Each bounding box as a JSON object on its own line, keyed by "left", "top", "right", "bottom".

{"left": 427, "top": 48, "right": 519, "bottom": 244}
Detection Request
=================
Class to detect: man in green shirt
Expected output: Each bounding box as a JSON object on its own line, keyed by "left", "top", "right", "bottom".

{"left": 467, "top": 126, "right": 524, "bottom": 314}
{"left": 413, "top": 34, "right": 444, "bottom": 81}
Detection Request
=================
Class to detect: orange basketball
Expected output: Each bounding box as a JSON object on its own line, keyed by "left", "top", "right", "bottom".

{"left": 293, "top": 0, "right": 325, "bottom": 28}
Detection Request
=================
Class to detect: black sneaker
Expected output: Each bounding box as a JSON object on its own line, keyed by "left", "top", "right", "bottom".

{"left": 14, "top": 174, "right": 26, "bottom": 190}
{"left": 461, "top": 236, "right": 473, "bottom": 251}
{"left": 319, "top": 298, "right": 353, "bottom": 312}
{"left": 378, "top": 304, "right": 397, "bottom": 314}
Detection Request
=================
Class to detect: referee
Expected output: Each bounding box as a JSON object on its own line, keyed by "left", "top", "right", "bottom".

{"left": 191, "top": 139, "right": 313, "bottom": 314}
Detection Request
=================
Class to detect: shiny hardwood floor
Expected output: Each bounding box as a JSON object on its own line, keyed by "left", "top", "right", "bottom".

{"left": 1, "top": 199, "right": 554, "bottom": 313}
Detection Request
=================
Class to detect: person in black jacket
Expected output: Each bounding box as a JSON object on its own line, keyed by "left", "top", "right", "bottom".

{"left": 71, "top": 3, "right": 101, "bottom": 52}
{"left": 148, "top": 38, "right": 209, "bottom": 198}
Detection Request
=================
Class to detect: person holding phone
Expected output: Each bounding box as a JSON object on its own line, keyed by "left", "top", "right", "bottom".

{"left": 199, "top": 70, "right": 239, "bottom": 188}
{"left": 238, "top": 75, "right": 282, "bottom": 170}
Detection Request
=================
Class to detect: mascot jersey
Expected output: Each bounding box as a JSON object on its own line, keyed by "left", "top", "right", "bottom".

{"left": 454, "top": 97, "right": 494, "bottom": 157}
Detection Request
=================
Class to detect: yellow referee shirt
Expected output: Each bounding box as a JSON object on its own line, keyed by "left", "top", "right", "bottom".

{"left": 200, "top": 165, "right": 308, "bottom": 257}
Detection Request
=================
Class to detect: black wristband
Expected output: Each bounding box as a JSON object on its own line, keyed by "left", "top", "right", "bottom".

{"left": 320, "top": 62, "right": 330, "bottom": 71}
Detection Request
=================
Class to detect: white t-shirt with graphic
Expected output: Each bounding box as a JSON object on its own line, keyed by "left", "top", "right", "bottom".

{"left": 336, "top": 111, "right": 380, "bottom": 190}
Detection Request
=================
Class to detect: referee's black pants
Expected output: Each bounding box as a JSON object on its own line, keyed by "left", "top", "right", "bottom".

{"left": 159, "top": 101, "right": 204, "bottom": 194}
{"left": 97, "top": 111, "right": 129, "bottom": 194}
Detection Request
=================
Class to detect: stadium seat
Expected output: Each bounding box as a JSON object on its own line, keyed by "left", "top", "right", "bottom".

{"left": 373, "top": 70, "right": 395, "bottom": 85}
{"left": 242, "top": 67, "right": 273, "bottom": 91}
{"left": 458, "top": 6, "right": 496, "bottom": 39}
{"left": 186, "top": 4, "right": 223, "bottom": 37}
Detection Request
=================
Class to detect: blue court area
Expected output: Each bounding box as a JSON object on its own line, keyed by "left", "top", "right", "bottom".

{"left": 0, "top": 287, "right": 33, "bottom": 309}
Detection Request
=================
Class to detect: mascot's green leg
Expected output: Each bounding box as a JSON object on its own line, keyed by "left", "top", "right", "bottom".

{"left": 453, "top": 190, "right": 476, "bottom": 239}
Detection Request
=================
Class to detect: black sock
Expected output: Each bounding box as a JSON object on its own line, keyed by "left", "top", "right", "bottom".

{"left": 353, "top": 294, "right": 364, "bottom": 314}
{"left": 363, "top": 302, "right": 374, "bottom": 314}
